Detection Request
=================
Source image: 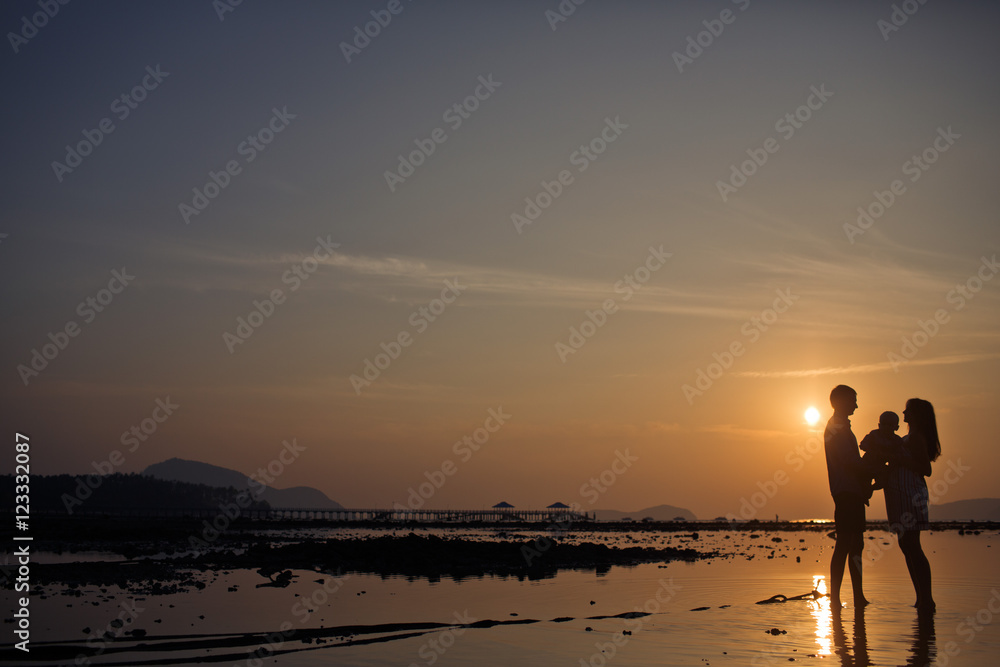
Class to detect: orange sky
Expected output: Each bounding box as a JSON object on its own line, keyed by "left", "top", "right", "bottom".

{"left": 2, "top": 1, "right": 998, "bottom": 520}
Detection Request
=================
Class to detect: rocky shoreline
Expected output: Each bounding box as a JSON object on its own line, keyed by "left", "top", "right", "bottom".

{"left": 31, "top": 532, "right": 713, "bottom": 593}
{"left": 12, "top": 515, "right": 996, "bottom": 595}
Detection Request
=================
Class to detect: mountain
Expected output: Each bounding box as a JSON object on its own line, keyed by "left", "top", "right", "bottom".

{"left": 929, "top": 498, "right": 1000, "bottom": 522}
{"left": 866, "top": 497, "right": 1000, "bottom": 522}
{"left": 594, "top": 504, "right": 696, "bottom": 522}
{"left": 143, "top": 458, "right": 343, "bottom": 509}
{"left": 0, "top": 472, "right": 269, "bottom": 513}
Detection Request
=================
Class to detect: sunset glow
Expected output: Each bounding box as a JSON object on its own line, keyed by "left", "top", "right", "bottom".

{"left": 2, "top": 1, "right": 997, "bottom": 523}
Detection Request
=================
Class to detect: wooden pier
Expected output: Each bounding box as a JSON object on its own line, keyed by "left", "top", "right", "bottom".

{"left": 47, "top": 506, "right": 594, "bottom": 523}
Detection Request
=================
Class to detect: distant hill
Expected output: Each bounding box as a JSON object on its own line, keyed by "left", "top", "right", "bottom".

{"left": 929, "top": 498, "right": 1000, "bottom": 522}
{"left": 594, "top": 504, "right": 696, "bottom": 522}
{"left": 866, "top": 497, "right": 1000, "bottom": 522}
{"left": 0, "top": 473, "right": 269, "bottom": 514}
{"left": 143, "top": 458, "right": 343, "bottom": 509}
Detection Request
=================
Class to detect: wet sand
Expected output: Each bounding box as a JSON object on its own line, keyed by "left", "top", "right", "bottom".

{"left": 4, "top": 520, "right": 998, "bottom": 666}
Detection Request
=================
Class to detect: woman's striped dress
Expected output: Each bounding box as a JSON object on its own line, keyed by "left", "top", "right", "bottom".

{"left": 884, "top": 435, "right": 930, "bottom": 534}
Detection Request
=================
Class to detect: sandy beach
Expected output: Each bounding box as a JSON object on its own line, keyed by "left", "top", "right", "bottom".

{"left": 4, "top": 520, "right": 999, "bottom": 666}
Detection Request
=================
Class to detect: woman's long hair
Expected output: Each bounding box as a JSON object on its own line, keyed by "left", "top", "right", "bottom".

{"left": 906, "top": 398, "right": 941, "bottom": 462}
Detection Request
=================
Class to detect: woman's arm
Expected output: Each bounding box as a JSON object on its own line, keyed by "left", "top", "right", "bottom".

{"left": 890, "top": 432, "right": 932, "bottom": 477}
{"left": 909, "top": 432, "right": 932, "bottom": 478}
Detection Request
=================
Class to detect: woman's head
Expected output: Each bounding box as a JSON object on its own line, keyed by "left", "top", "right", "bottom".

{"left": 903, "top": 398, "right": 941, "bottom": 462}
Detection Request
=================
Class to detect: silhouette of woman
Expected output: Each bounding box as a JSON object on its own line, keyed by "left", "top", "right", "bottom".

{"left": 883, "top": 398, "right": 940, "bottom": 610}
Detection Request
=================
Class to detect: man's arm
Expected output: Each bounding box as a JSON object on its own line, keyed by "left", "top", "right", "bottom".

{"left": 829, "top": 425, "right": 873, "bottom": 479}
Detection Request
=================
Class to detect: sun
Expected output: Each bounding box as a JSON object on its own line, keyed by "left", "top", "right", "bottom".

{"left": 804, "top": 406, "right": 821, "bottom": 426}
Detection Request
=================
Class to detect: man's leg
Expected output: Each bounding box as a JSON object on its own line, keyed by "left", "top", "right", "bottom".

{"left": 830, "top": 538, "right": 848, "bottom": 607}
{"left": 847, "top": 527, "right": 868, "bottom": 606}
{"left": 830, "top": 499, "right": 849, "bottom": 606}
{"left": 847, "top": 500, "right": 869, "bottom": 607}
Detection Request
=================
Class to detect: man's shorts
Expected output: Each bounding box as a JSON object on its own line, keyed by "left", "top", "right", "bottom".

{"left": 833, "top": 494, "right": 866, "bottom": 538}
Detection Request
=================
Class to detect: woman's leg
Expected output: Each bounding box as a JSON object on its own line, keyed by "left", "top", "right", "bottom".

{"left": 899, "top": 531, "right": 934, "bottom": 608}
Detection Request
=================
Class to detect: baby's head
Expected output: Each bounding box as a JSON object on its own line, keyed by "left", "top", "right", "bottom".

{"left": 878, "top": 411, "right": 900, "bottom": 434}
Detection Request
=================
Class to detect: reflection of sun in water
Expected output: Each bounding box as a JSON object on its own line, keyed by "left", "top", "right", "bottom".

{"left": 809, "top": 574, "right": 832, "bottom": 656}
{"left": 804, "top": 407, "right": 821, "bottom": 426}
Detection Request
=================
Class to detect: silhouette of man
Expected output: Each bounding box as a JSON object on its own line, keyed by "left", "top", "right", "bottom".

{"left": 824, "top": 384, "right": 870, "bottom": 608}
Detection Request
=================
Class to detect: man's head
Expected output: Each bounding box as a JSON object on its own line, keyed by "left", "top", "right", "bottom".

{"left": 829, "top": 385, "right": 858, "bottom": 415}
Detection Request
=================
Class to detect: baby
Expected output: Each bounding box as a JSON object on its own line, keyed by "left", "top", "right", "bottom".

{"left": 860, "top": 410, "right": 903, "bottom": 497}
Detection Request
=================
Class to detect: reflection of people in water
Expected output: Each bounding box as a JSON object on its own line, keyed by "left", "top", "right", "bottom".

{"left": 907, "top": 607, "right": 937, "bottom": 666}
{"left": 884, "top": 398, "right": 940, "bottom": 610}
{"left": 831, "top": 607, "right": 870, "bottom": 667}
{"left": 830, "top": 601, "right": 935, "bottom": 666}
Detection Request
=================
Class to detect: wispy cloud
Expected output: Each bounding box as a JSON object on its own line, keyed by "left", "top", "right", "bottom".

{"left": 697, "top": 424, "right": 795, "bottom": 439}
{"left": 733, "top": 352, "right": 1000, "bottom": 378}
{"left": 326, "top": 253, "right": 429, "bottom": 277}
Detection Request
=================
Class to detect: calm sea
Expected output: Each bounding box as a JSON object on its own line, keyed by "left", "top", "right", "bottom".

{"left": 12, "top": 528, "right": 999, "bottom": 666}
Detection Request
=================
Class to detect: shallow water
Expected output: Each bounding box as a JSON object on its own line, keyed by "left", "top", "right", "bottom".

{"left": 12, "top": 529, "right": 1000, "bottom": 666}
